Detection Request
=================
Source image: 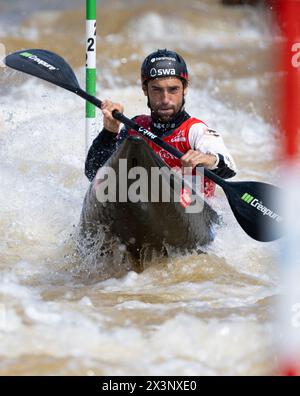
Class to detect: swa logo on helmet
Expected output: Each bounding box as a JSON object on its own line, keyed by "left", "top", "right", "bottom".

{"left": 150, "top": 68, "right": 176, "bottom": 78}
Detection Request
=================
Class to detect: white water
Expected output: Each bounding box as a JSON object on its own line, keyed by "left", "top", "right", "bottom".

{"left": 0, "top": 0, "right": 281, "bottom": 375}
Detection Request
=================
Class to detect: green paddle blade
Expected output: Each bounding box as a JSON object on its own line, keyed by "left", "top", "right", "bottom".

{"left": 224, "top": 180, "right": 283, "bottom": 242}
{"left": 5, "top": 49, "right": 80, "bottom": 93}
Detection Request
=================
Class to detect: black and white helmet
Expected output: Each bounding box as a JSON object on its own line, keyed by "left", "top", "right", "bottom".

{"left": 141, "top": 49, "right": 189, "bottom": 86}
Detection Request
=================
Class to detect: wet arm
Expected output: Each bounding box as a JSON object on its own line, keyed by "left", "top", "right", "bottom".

{"left": 85, "top": 127, "right": 127, "bottom": 181}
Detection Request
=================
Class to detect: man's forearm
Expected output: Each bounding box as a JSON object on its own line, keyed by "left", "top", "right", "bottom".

{"left": 85, "top": 128, "right": 118, "bottom": 181}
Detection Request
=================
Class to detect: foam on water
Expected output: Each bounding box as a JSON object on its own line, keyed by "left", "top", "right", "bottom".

{"left": 0, "top": 68, "right": 273, "bottom": 375}
{"left": 126, "top": 5, "right": 274, "bottom": 51}
{"left": 0, "top": 0, "right": 281, "bottom": 375}
{"left": 0, "top": 73, "right": 279, "bottom": 373}
{"left": 0, "top": 272, "right": 275, "bottom": 375}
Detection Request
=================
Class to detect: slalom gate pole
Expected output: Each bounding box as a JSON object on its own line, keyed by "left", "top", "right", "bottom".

{"left": 85, "top": 0, "right": 97, "bottom": 154}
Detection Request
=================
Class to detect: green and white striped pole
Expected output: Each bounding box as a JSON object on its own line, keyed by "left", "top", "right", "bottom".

{"left": 86, "top": 0, "right": 97, "bottom": 153}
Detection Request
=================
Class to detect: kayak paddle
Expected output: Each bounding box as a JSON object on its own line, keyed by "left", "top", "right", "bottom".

{"left": 5, "top": 49, "right": 284, "bottom": 242}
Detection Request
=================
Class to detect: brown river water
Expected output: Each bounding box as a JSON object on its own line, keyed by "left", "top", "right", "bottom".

{"left": 0, "top": 0, "right": 283, "bottom": 375}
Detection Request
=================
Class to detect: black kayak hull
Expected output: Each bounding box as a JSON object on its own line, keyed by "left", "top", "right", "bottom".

{"left": 79, "top": 136, "right": 219, "bottom": 258}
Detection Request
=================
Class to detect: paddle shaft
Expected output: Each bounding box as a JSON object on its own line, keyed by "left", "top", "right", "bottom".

{"left": 76, "top": 88, "right": 226, "bottom": 188}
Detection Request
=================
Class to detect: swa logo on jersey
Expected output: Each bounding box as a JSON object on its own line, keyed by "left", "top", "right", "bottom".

{"left": 150, "top": 68, "right": 176, "bottom": 78}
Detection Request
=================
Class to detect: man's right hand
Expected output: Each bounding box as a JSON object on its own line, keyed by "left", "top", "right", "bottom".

{"left": 101, "top": 100, "right": 124, "bottom": 133}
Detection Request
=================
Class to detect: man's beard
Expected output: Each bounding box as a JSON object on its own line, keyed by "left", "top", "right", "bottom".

{"left": 149, "top": 99, "right": 184, "bottom": 123}
{"left": 152, "top": 106, "right": 176, "bottom": 122}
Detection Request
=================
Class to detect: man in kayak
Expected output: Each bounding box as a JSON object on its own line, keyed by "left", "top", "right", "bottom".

{"left": 85, "top": 49, "right": 236, "bottom": 197}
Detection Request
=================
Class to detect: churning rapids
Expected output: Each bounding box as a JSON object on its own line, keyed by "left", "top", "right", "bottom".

{"left": 0, "top": 0, "right": 282, "bottom": 375}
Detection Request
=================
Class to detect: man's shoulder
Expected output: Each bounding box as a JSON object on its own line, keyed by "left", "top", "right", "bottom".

{"left": 188, "top": 119, "right": 221, "bottom": 137}
{"left": 188, "top": 119, "right": 208, "bottom": 133}
{"left": 184, "top": 116, "right": 208, "bottom": 129}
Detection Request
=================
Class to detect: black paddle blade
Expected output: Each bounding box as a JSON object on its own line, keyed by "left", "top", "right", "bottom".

{"left": 5, "top": 49, "right": 80, "bottom": 93}
{"left": 224, "top": 180, "right": 283, "bottom": 242}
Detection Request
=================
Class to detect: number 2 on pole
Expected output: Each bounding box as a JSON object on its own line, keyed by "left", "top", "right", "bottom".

{"left": 87, "top": 22, "right": 96, "bottom": 52}
{"left": 87, "top": 38, "right": 95, "bottom": 52}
